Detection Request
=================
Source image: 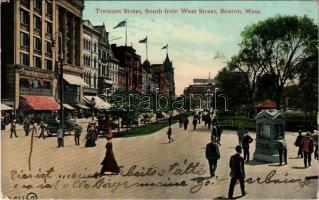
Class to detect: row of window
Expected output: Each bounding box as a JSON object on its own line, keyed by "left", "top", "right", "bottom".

{"left": 21, "top": 9, "right": 53, "bottom": 35}
{"left": 20, "top": 53, "right": 52, "bottom": 70}
{"left": 84, "top": 73, "right": 98, "bottom": 88}
{"left": 20, "top": 0, "right": 52, "bottom": 15}
{"left": 20, "top": 32, "right": 52, "bottom": 54}
{"left": 83, "top": 38, "right": 97, "bottom": 52}
{"left": 83, "top": 55, "right": 97, "bottom": 68}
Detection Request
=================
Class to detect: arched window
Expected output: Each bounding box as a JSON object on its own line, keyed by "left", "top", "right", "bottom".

{"left": 94, "top": 73, "right": 97, "bottom": 88}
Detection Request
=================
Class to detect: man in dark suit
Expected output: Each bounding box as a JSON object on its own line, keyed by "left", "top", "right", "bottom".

{"left": 228, "top": 145, "right": 246, "bottom": 199}
{"left": 242, "top": 133, "right": 253, "bottom": 162}
{"left": 205, "top": 136, "right": 220, "bottom": 177}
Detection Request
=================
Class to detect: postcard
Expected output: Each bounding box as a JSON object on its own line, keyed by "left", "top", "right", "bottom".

{"left": 1, "top": 0, "right": 318, "bottom": 199}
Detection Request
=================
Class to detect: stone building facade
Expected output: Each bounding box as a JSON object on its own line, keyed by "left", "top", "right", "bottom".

{"left": 1, "top": 0, "right": 85, "bottom": 109}
{"left": 82, "top": 20, "right": 99, "bottom": 96}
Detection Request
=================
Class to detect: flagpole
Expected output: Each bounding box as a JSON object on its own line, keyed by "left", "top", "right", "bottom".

{"left": 167, "top": 44, "right": 168, "bottom": 55}
{"left": 146, "top": 36, "right": 148, "bottom": 60}
{"left": 125, "top": 18, "right": 127, "bottom": 46}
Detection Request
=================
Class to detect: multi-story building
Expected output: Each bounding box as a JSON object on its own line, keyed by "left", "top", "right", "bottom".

{"left": 94, "top": 24, "right": 113, "bottom": 95}
{"left": 108, "top": 48, "right": 120, "bottom": 93}
{"left": 163, "top": 54, "right": 175, "bottom": 97}
{"left": 1, "top": 0, "right": 85, "bottom": 109}
{"left": 142, "top": 59, "right": 152, "bottom": 93}
{"left": 151, "top": 64, "right": 167, "bottom": 94}
{"left": 82, "top": 20, "right": 99, "bottom": 96}
{"left": 111, "top": 44, "right": 142, "bottom": 92}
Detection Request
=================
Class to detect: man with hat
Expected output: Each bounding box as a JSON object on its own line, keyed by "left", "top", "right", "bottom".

{"left": 294, "top": 130, "right": 304, "bottom": 158}
{"left": 277, "top": 136, "right": 288, "bottom": 165}
{"left": 301, "top": 133, "right": 314, "bottom": 168}
{"left": 205, "top": 136, "right": 220, "bottom": 177}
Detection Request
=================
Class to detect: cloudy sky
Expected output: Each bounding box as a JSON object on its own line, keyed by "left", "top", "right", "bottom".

{"left": 83, "top": 1, "right": 317, "bottom": 95}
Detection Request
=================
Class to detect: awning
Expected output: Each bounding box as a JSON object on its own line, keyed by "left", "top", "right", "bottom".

{"left": 63, "top": 103, "right": 74, "bottom": 110}
{"left": 1, "top": 103, "right": 13, "bottom": 111}
{"left": 104, "top": 79, "right": 113, "bottom": 84}
{"left": 19, "top": 95, "right": 60, "bottom": 110}
{"left": 77, "top": 104, "right": 89, "bottom": 109}
{"left": 63, "top": 74, "right": 88, "bottom": 87}
{"left": 83, "top": 95, "right": 111, "bottom": 110}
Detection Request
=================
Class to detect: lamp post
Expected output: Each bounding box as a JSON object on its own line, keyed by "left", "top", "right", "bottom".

{"left": 56, "top": 32, "right": 64, "bottom": 129}
{"left": 214, "top": 87, "right": 219, "bottom": 117}
{"left": 206, "top": 89, "right": 211, "bottom": 112}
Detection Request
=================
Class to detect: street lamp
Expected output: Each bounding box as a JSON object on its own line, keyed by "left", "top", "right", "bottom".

{"left": 214, "top": 87, "right": 219, "bottom": 117}
{"left": 55, "top": 32, "right": 64, "bottom": 129}
{"left": 206, "top": 89, "right": 211, "bottom": 111}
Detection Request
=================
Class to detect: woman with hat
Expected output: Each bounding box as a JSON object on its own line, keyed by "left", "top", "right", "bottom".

{"left": 100, "top": 132, "right": 120, "bottom": 176}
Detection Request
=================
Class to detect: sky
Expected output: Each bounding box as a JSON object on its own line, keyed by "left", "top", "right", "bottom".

{"left": 83, "top": 1, "right": 317, "bottom": 95}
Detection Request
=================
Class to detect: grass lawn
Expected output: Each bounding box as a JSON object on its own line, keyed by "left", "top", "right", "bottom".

{"left": 218, "top": 115, "right": 256, "bottom": 131}
{"left": 116, "top": 120, "right": 177, "bottom": 137}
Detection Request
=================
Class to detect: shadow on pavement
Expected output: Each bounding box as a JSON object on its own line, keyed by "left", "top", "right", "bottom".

{"left": 213, "top": 195, "right": 242, "bottom": 199}
{"left": 244, "top": 160, "right": 268, "bottom": 166}
{"left": 291, "top": 166, "right": 306, "bottom": 169}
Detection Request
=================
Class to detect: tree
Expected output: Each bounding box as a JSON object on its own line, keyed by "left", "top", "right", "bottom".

{"left": 239, "top": 15, "right": 317, "bottom": 108}
{"left": 215, "top": 68, "right": 250, "bottom": 109}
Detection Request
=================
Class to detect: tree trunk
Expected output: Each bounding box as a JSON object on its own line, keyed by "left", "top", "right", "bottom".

{"left": 275, "top": 87, "right": 283, "bottom": 110}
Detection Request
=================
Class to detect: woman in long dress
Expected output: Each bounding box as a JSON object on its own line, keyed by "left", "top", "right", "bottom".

{"left": 100, "top": 133, "right": 120, "bottom": 175}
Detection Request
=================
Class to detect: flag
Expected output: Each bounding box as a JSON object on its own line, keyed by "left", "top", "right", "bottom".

{"left": 139, "top": 37, "right": 147, "bottom": 43}
{"left": 113, "top": 20, "right": 126, "bottom": 29}
{"left": 161, "top": 44, "right": 168, "bottom": 49}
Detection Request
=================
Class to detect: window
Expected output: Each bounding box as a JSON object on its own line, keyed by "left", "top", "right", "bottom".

{"left": 46, "top": 22, "right": 52, "bottom": 35}
{"left": 94, "top": 43, "right": 96, "bottom": 52}
{"left": 45, "top": 59, "right": 52, "bottom": 70}
{"left": 34, "top": 16, "right": 41, "bottom": 30}
{"left": 46, "top": 41, "right": 52, "bottom": 53}
{"left": 20, "top": 53, "right": 29, "bottom": 66}
{"left": 33, "top": 56, "right": 41, "bottom": 68}
{"left": 46, "top": 1, "right": 52, "bottom": 15}
{"left": 20, "top": 9, "right": 29, "bottom": 25}
{"left": 94, "top": 57, "right": 97, "bottom": 68}
{"left": 34, "top": 0, "right": 42, "bottom": 9}
{"left": 20, "top": 32, "right": 29, "bottom": 47}
{"left": 33, "top": 37, "right": 41, "bottom": 51}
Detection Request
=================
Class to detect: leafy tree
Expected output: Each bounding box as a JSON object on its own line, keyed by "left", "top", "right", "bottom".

{"left": 239, "top": 15, "right": 317, "bottom": 108}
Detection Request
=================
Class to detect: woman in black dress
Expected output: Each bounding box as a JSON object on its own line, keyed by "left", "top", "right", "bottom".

{"left": 100, "top": 134, "right": 120, "bottom": 175}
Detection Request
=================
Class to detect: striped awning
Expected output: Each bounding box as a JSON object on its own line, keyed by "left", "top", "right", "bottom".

{"left": 63, "top": 74, "right": 88, "bottom": 87}
{"left": 83, "top": 96, "right": 111, "bottom": 110}
{"left": 63, "top": 103, "right": 74, "bottom": 110}
{"left": 77, "top": 104, "right": 89, "bottom": 109}
{"left": 1, "top": 103, "right": 13, "bottom": 111}
{"left": 19, "top": 95, "right": 60, "bottom": 110}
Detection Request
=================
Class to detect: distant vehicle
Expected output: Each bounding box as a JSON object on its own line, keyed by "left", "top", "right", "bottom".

{"left": 46, "top": 120, "right": 76, "bottom": 136}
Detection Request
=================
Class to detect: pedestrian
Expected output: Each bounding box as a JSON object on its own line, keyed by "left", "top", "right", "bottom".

{"left": 198, "top": 114, "right": 201, "bottom": 124}
{"left": 237, "top": 127, "right": 245, "bottom": 146}
{"left": 207, "top": 115, "right": 212, "bottom": 129}
{"left": 178, "top": 117, "right": 183, "bottom": 128}
{"left": 277, "top": 137, "right": 287, "bottom": 165}
{"left": 203, "top": 114, "right": 208, "bottom": 127}
{"left": 301, "top": 133, "right": 314, "bottom": 168}
{"left": 183, "top": 118, "right": 189, "bottom": 130}
{"left": 85, "top": 127, "right": 96, "bottom": 147}
{"left": 192, "top": 116, "right": 198, "bottom": 130}
{"left": 38, "top": 120, "right": 46, "bottom": 139}
{"left": 100, "top": 133, "right": 120, "bottom": 176}
{"left": 168, "top": 115, "right": 172, "bottom": 127}
{"left": 167, "top": 127, "right": 173, "bottom": 143}
{"left": 206, "top": 136, "right": 220, "bottom": 177}
{"left": 217, "top": 125, "right": 223, "bottom": 142}
{"left": 228, "top": 145, "right": 246, "bottom": 199}
{"left": 242, "top": 132, "right": 253, "bottom": 162}
{"left": 294, "top": 130, "right": 304, "bottom": 158}
{"left": 211, "top": 126, "right": 219, "bottom": 141}
{"left": 23, "top": 117, "right": 31, "bottom": 136}
{"left": 10, "top": 118, "right": 18, "bottom": 138}
{"left": 314, "top": 144, "right": 318, "bottom": 160}
{"left": 74, "top": 124, "right": 82, "bottom": 146}
{"left": 57, "top": 126, "right": 64, "bottom": 148}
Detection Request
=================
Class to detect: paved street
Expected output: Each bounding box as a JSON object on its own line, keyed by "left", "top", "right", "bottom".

{"left": 1, "top": 119, "right": 318, "bottom": 199}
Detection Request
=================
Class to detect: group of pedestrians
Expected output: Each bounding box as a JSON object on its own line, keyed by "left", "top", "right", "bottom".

{"left": 206, "top": 130, "right": 247, "bottom": 199}
{"left": 294, "top": 131, "right": 317, "bottom": 168}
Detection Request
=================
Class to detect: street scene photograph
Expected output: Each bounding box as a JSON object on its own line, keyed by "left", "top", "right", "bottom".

{"left": 0, "top": 0, "right": 318, "bottom": 199}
